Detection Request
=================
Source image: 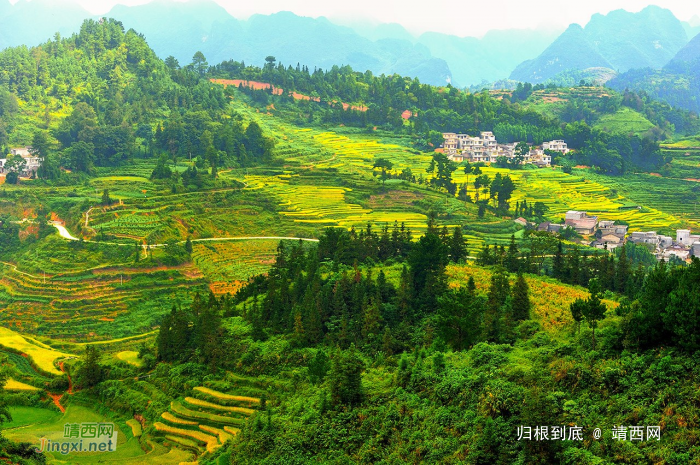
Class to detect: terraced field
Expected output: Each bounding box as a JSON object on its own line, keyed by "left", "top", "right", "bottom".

{"left": 245, "top": 174, "right": 429, "bottom": 231}
{"left": 155, "top": 385, "right": 262, "bottom": 459}
{"left": 452, "top": 167, "right": 683, "bottom": 234}
{"left": 191, "top": 239, "right": 301, "bottom": 294}
{"left": 0, "top": 263, "right": 207, "bottom": 341}
{"left": 3, "top": 404, "right": 191, "bottom": 464}
{"left": 447, "top": 264, "right": 618, "bottom": 332}
{"left": 247, "top": 107, "right": 684, "bottom": 238}
{"left": 574, "top": 171, "right": 700, "bottom": 232}
{"left": 0, "top": 327, "right": 71, "bottom": 375}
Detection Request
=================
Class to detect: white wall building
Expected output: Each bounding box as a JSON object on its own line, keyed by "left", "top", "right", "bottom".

{"left": 543, "top": 140, "right": 570, "bottom": 154}
{"left": 676, "top": 229, "right": 700, "bottom": 246}
{"left": 6, "top": 147, "right": 42, "bottom": 177}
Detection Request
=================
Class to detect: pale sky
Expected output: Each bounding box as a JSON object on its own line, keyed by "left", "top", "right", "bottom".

{"left": 10, "top": 0, "right": 700, "bottom": 37}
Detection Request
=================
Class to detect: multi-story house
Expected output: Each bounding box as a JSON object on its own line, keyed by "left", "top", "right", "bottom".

{"left": 543, "top": 140, "right": 570, "bottom": 154}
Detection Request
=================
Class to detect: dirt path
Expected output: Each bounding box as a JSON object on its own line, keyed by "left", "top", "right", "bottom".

{"left": 60, "top": 361, "right": 73, "bottom": 394}
{"left": 0, "top": 261, "right": 47, "bottom": 280}
{"left": 50, "top": 222, "right": 79, "bottom": 241}
{"left": 46, "top": 361, "right": 73, "bottom": 413}
{"left": 48, "top": 393, "right": 65, "bottom": 413}
{"left": 49, "top": 222, "right": 319, "bottom": 246}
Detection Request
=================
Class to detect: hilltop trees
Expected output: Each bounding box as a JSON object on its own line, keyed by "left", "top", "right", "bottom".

{"left": 426, "top": 153, "right": 457, "bottom": 194}
{"left": 489, "top": 173, "right": 516, "bottom": 214}
{"left": 0, "top": 18, "right": 277, "bottom": 178}
{"left": 329, "top": 346, "right": 364, "bottom": 407}
{"left": 569, "top": 279, "right": 607, "bottom": 348}
{"left": 75, "top": 345, "right": 104, "bottom": 389}
{"left": 156, "top": 294, "right": 228, "bottom": 370}
{"left": 191, "top": 51, "right": 208, "bottom": 76}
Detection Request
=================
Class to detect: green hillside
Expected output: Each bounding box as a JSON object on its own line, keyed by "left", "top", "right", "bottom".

{"left": 1, "top": 16, "right": 700, "bottom": 465}
{"left": 593, "top": 107, "right": 655, "bottom": 135}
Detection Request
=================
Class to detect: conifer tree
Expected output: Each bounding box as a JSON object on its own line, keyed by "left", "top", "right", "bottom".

{"left": 569, "top": 298, "right": 585, "bottom": 335}
{"left": 553, "top": 240, "right": 565, "bottom": 279}
{"left": 449, "top": 226, "right": 468, "bottom": 263}
{"left": 505, "top": 235, "right": 520, "bottom": 272}
{"left": 76, "top": 346, "right": 103, "bottom": 388}
{"left": 511, "top": 273, "right": 531, "bottom": 321}
{"left": 329, "top": 345, "right": 364, "bottom": 407}
{"left": 156, "top": 307, "right": 175, "bottom": 361}
{"left": 615, "top": 244, "right": 631, "bottom": 295}
{"left": 484, "top": 266, "right": 510, "bottom": 342}
{"left": 582, "top": 279, "right": 607, "bottom": 349}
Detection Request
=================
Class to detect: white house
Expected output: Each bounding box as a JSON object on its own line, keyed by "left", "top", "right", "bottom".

{"left": 543, "top": 140, "right": 570, "bottom": 154}
{"left": 676, "top": 229, "right": 700, "bottom": 246}
{"left": 7, "top": 147, "right": 42, "bottom": 177}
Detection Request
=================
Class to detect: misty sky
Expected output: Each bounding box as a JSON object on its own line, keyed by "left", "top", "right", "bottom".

{"left": 12, "top": 0, "right": 700, "bottom": 37}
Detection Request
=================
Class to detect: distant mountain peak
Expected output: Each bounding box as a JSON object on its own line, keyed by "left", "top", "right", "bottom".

{"left": 510, "top": 7, "right": 688, "bottom": 83}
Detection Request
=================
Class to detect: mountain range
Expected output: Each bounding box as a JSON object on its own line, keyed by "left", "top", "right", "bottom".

{"left": 510, "top": 6, "right": 690, "bottom": 83}
{"left": 0, "top": 0, "right": 562, "bottom": 87}
{"left": 0, "top": 0, "right": 699, "bottom": 109}
{"left": 607, "top": 32, "right": 700, "bottom": 113}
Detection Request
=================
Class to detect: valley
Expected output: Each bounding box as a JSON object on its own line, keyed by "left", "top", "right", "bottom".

{"left": 0, "top": 9, "right": 700, "bottom": 465}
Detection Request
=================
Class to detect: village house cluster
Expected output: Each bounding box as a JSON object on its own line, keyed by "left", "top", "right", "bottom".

{"left": 441, "top": 131, "right": 569, "bottom": 166}
{"left": 0, "top": 147, "right": 42, "bottom": 177}
{"left": 535, "top": 210, "right": 700, "bottom": 262}
{"left": 628, "top": 229, "right": 700, "bottom": 261}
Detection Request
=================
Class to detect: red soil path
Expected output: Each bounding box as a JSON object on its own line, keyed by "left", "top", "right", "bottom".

{"left": 60, "top": 361, "right": 73, "bottom": 394}
{"left": 210, "top": 79, "right": 369, "bottom": 112}
{"left": 48, "top": 393, "right": 65, "bottom": 413}
{"left": 47, "top": 361, "right": 73, "bottom": 414}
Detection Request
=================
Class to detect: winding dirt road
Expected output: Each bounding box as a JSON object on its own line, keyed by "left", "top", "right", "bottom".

{"left": 49, "top": 222, "right": 318, "bottom": 246}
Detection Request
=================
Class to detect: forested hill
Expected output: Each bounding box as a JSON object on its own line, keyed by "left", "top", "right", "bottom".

{"left": 0, "top": 17, "right": 697, "bottom": 180}
{"left": 608, "top": 32, "right": 700, "bottom": 114}
{"left": 0, "top": 18, "right": 273, "bottom": 177}
{"left": 209, "top": 58, "right": 700, "bottom": 174}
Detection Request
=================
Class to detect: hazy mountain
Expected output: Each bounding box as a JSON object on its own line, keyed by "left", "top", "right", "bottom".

{"left": 681, "top": 21, "right": 700, "bottom": 40}
{"left": 667, "top": 32, "right": 700, "bottom": 69}
{"left": 418, "top": 28, "right": 562, "bottom": 86}
{"left": 607, "top": 33, "right": 700, "bottom": 113}
{"left": 0, "top": 0, "right": 90, "bottom": 49}
{"left": 511, "top": 6, "right": 689, "bottom": 83}
{"left": 104, "top": 4, "right": 452, "bottom": 86}
{"left": 343, "top": 22, "right": 417, "bottom": 43}
{"left": 510, "top": 24, "right": 613, "bottom": 83}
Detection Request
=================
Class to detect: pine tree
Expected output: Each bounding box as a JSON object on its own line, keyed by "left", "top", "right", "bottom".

{"left": 505, "top": 235, "right": 519, "bottom": 272}
{"left": 511, "top": 273, "right": 531, "bottom": 321}
{"left": 293, "top": 311, "right": 305, "bottom": 344}
{"left": 569, "top": 298, "right": 585, "bottom": 335}
{"left": 467, "top": 276, "right": 477, "bottom": 294}
{"left": 582, "top": 279, "right": 607, "bottom": 349}
{"left": 615, "top": 244, "right": 631, "bottom": 295}
{"left": 329, "top": 345, "right": 364, "bottom": 407}
{"left": 437, "top": 288, "right": 483, "bottom": 350}
{"left": 76, "top": 346, "right": 103, "bottom": 388}
{"left": 449, "top": 226, "right": 468, "bottom": 263}
{"left": 484, "top": 266, "right": 510, "bottom": 342}
{"left": 156, "top": 307, "right": 175, "bottom": 361}
{"left": 382, "top": 327, "right": 393, "bottom": 355}
{"left": 553, "top": 240, "right": 565, "bottom": 279}
{"left": 397, "top": 264, "right": 413, "bottom": 320}
{"left": 361, "top": 297, "right": 382, "bottom": 342}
